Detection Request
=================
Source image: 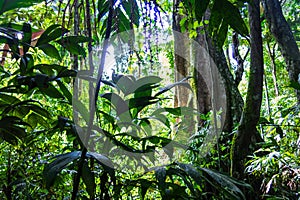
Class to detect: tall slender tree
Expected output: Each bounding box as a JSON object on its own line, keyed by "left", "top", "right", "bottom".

{"left": 231, "top": 0, "right": 264, "bottom": 179}
{"left": 262, "top": 0, "right": 300, "bottom": 103}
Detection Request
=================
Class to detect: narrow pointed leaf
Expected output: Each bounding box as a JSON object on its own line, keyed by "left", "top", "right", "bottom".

{"left": 43, "top": 151, "right": 81, "bottom": 189}
{"left": 82, "top": 161, "right": 95, "bottom": 198}
{"left": 155, "top": 79, "right": 192, "bottom": 97}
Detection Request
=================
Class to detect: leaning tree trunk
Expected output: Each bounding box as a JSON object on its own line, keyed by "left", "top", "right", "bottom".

{"left": 262, "top": 0, "right": 300, "bottom": 103}
{"left": 231, "top": 0, "right": 263, "bottom": 179}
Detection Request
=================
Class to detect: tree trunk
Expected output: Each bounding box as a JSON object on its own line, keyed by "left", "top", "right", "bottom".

{"left": 262, "top": 0, "right": 300, "bottom": 102}
{"left": 231, "top": 0, "right": 263, "bottom": 179}
{"left": 194, "top": 33, "right": 212, "bottom": 126}
{"left": 173, "top": 0, "right": 191, "bottom": 108}
{"left": 205, "top": 36, "right": 244, "bottom": 133}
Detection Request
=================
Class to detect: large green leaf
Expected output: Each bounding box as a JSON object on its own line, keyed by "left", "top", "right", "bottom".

{"left": 115, "top": 7, "right": 131, "bottom": 33}
{"left": 128, "top": 96, "right": 159, "bottom": 118}
{"left": 57, "top": 80, "right": 72, "bottom": 104}
{"left": 132, "top": 76, "right": 161, "bottom": 97}
{"left": 213, "top": 0, "right": 249, "bottom": 37}
{"left": 39, "top": 83, "right": 64, "bottom": 99}
{"left": 121, "top": 0, "right": 140, "bottom": 26}
{"left": 216, "top": 19, "right": 229, "bottom": 48}
{"left": 26, "top": 112, "right": 38, "bottom": 129}
{"left": 209, "top": 2, "right": 224, "bottom": 37}
{"left": 2, "top": 100, "right": 51, "bottom": 119}
{"left": 140, "top": 114, "right": 170, "bottom": 129}
{"left": 34, "top": 64, "right": 66, "bottom": 76}
{"left": 128, "top": 96, "right": 158, "bottom": 110}
{"left": 43, "top": 151, "right": 81, "bottom": 189}
{"left": 0, "top": 0, "right": 43, "bottom": 15}
{"left": 26, "top": 112, "right": 49, "bottom": 129}
{"left": 38, "top": 44, "right": 61, "bottom": 61}
{"left": 25, "top": 103, "right": 51, "bottom": 119}
{"left": 36, "top": 25, "right": 67, "bottom": 47}
{"left": 56, "top": 36, "right": 90, "bottom": 57}
{"left": 0, "top": 116, "right": 28, "bottom": 145}
{"left": 114, "top": 75, "right": 134, "bottom": 95}
{"left": 209, "top": 0, "right": 248, "bottom": 48}
{"left": 0, "top": 93, "right": 20, "bottom": 104}
{"left": 101, "top": 93, "right": 131, "bottom": 117}
{"left": 194, "top": 0, "right": 210, "bottom": 22}
{"left": 56, "top": 68, "right": 77, "bottom": 78}
{"left": 60, "top": 36, "right": 91, "bottom": 43}
{"left": 98, "top": 0, "right": 109, "bottom": 20}
{"left": 177, "top": 163, "right": 206, "bottom": 187}
{"left": 20, "top": 54, "right": 34, "bottom": 75}
{"left": 5, "top": 34, "right": 19, "bottom": 59}
{"left": 73, "top": 99, "right": 90, "bottom": 124}
{"left": 152, "top": 107, "right": 195, "bottom": 116}
{"left": 166, "top": 167, "right": 196, "bottom": 196}
{"left": 135, "top": 76, "right": 161, "bottom": 86}
{"left": 86, "top": 152, "right": 114, "bottom": 170}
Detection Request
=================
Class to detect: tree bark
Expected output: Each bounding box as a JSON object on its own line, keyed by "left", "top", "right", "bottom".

{"left": 231, "top": 0, "right": 263, "bottom": 179}
{"left": 173, "top": 0, "right": 191, "bottom": 108}
{"left": 262, "top": 0, "right": 300, "bottom": 102}
{"left": 194, "top": 34, "right": 212, "bottom": 125}
{"left": 195, "top": 10, "right": 244, "bottom": 133}
{"left": 205, "top": 36, "right": 244, "bottom": 132}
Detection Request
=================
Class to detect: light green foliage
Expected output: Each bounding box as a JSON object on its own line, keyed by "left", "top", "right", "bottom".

{"left": 246, "top": 96, "right": 300, "bottom": 198}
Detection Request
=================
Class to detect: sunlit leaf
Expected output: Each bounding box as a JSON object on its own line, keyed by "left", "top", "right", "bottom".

{"left": 115, "top": 7, "right": 131, "bottom": 33}
{"left": 114, "top": 75, "right": 134, "bottom": 95}
{"left": 36, "top": 25, "right": 67, "bottom": 46}
{"left": 73, "top": 99, "right": 90, "bottom": 124}
{"left": 38, "top": 43, "right": 61, "bottom": 61}
{"left": 57, "top": 80, "right": 72, "bottom": 104}
{"left": 0, "top": 0, "right": 43, "bottom": 15}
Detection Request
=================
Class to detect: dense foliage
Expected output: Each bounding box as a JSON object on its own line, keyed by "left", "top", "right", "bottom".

{"left": 0, "top": 0, "right": 299, "bottom": 199}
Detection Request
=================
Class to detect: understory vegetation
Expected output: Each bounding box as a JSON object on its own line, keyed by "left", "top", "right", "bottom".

{"left": 0, "top": 0, "right": 299, "bottom": 199}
